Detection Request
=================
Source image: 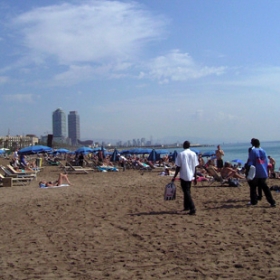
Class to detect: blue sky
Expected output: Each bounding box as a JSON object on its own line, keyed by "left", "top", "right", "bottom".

{"left": 1, "top": 0, "right": 280, "bottom": 144}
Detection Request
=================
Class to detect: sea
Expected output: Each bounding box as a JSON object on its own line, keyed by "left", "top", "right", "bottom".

{"left": 173, "top": 141, "right": 280, "bottom": 170}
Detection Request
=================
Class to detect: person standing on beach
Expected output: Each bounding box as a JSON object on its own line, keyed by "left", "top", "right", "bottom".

{"left": 268, "top": 155, "right": 276, "bottom": 177}
{"left": 215, "top": 145, "right": 225, "bottom": 171}
{"left": 248, "top": 139, "right": 276, "bottom": 207}
{"left": 172, "top": 141, "right": 198, "bottom": 215}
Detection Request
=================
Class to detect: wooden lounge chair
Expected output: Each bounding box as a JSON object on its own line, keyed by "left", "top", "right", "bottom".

{"left": 0, "top": 172, "right": 32, "bottom": 186}
{"left": 7, "top": 164, "right": 38, "bottom": 176}
{"left": 64, "top": 162, "right": 91, "bottom": 174}
{"left": 0, "top": 166, "right": 36, "bottom": 180}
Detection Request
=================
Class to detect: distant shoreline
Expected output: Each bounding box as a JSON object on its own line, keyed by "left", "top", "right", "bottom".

{"left": 110, "top": 144, "right": 215, "bottom": 150}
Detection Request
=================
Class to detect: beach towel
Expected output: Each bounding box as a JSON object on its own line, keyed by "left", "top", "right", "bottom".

{"left": 227, "top": 178, "right": 240, "bottom": 187}
{"left": 164, "top": 182, "right": 176, "bottom": 200}
{"left": 40, "top": 184, "right": 69, "bottom": 188}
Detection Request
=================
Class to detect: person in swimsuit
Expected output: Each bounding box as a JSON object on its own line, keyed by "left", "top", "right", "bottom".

{"left": 215, "top": 145, "right": 225, "bottom": 171}
{"left": 39, "top": 173, "right": 71, "bottom": 188}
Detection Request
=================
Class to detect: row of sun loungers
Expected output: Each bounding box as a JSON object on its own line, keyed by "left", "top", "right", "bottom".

{"left": 0, "top": 164, "right": 39, "bottom": 187}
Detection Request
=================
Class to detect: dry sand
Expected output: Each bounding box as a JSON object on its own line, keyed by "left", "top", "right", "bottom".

{"left": 0, "top": 158, "right": 279, "bottom": 279}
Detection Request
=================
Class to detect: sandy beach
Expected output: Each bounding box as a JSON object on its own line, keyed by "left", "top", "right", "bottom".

{"left": 0, "top": 158, "right": 279, "bottom": 280}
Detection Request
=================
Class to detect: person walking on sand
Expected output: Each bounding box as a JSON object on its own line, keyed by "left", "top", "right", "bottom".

{"left": 172, "top": 140, "right": 198, "bottom": 215}
{"left": 248, "top": 138, "right": 276, "bottom": 207}
{"left": 215, "top": 145, "right": 225, "bottom": 171}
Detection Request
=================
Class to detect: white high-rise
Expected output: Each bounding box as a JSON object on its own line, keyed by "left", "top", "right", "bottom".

{"left": 68, "top": 111, "right": 80, "bottom": 145}
{"left": 52, "top": 108, "right": 66, "bottom": 138}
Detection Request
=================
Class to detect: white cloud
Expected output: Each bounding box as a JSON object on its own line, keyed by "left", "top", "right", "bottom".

{"left": 9, "top": 1, "right": 227, "bottom": 85}
{"left": 143, "top": 49, "right": 226, "bottom": 83}
{"left": 13, "top": 1, "right": 166, "bottom": 65}
{"left": 3, "top": 93, "right": 35, "bottom": 103}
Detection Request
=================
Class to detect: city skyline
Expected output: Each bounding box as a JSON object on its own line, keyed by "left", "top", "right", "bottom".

{"left": 1, "top": 1, "right": 280, "bottom": 144}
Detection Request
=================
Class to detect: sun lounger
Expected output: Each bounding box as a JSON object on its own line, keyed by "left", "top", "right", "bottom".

{"left": 64, "top": 162, "right": 91, "bottom": 174}
{"left": 0, "top": 166, "right": 36, "bottom": 180}
{"left": 7, "top": 164, "right": 38, "bottom": 177}
{"left": 0, "top": 173, "right": 32, "bottom": 186}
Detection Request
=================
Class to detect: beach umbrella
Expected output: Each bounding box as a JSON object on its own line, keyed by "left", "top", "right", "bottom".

{"left": 201, "top": 151, "right": 215, "bottom": 157}
{"left": 18, "top": 145, "right": 53, "bottom": 155}
{"left": 128, "top": 148, "right": 144, "bottom": 154}
{"left": 148, "top": 149, "right": 160, "bottom": 162}
{"left": 75, "top": 147, "right": 93, "bottom": 154}
{"left": 55, "top": 148, "right": 70, "bottom": 154}
{"left": 155, "top": 149, "right": 169, "bottom": 155}
{"left": 139, "top": 148, "right": 153, "bottom": 154}
{"left": 171, "top": 150, "right": 178, "bottom": 162}
{"left": 190, "top": 148, "right": 200, "bottom": 154}
{"left": 120, "top": 149, "right": 130, "bottom": 154}
{"left": 232, "top": 159, "right": 244, "bottom": 165}
{"left": 110, "top": 149, "right": 119, "bottom": 162}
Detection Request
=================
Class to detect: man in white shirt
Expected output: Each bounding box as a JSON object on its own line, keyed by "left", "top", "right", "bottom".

{"left": 172, "top": 141, "right": 199, "bottom": 215}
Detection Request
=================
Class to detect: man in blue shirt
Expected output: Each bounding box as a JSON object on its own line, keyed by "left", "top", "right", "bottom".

{"left": 248, "top": 139, "right": 276, "bottom": 207}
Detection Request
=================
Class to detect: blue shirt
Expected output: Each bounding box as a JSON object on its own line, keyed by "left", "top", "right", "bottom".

{"left": 248, "top": 147, "right": 268, "bottom": 178}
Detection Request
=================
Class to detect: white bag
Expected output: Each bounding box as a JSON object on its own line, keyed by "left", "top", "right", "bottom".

{"left": 247, "top": 165, "right": 256, "bottom": 181}
{"left": 164, "top": 182, "right": 176, "bottom": 200}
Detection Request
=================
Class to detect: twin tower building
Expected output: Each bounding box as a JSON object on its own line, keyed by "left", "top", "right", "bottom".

{"left": 52, "top": 108, "right": 80, "bottom": 146}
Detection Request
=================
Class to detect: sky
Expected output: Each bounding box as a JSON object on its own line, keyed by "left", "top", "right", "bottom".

{"left": 1, "top": 0, "right": 280, "bottom": 145}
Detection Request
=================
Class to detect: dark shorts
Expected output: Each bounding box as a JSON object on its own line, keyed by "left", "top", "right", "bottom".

{"left": 217, "top": 159, "right": 223, "bottom": 168}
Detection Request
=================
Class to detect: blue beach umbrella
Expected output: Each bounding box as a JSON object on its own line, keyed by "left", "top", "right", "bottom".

{"left": 18, "top": 145, "right": 53, "bottom": 155}
{"left": 55, "top": 148, "right": 70, "bottom": 154}
{"left": 201, "top": 151, "right": 215, "bottom": 157}
{"left": 232, "top": 159, "right": 244, "bottom": 165}
{"left": 75, "top": 147, "right": 93, "bottom": 154}
{"left": 155, "top": 149, "right": 169, "bottom": 155}
{"left": 148, "top": 149, "right": 160, "bottom": 162}
{"left": 120, "top": 149, "right": 130, "bottom": 154}
{"left": 139, "top": 148, "right": 153, "bottom": 154}
{"left": 128, "top": 148, "right": 145, "bottom": 154}
{"left": 110, "top": 149, "right": 119, "bottom": 162}
{"left": 190, "top": 148, "right": 200, "bottom": 154}
{"left": 171, "top": 150, "right": 178, "bottom": 162}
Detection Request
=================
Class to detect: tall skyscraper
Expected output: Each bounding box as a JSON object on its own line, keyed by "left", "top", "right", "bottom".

{"left": 68, "top": 111, "right": 80, "bottom": 145}
{"left": 52, "top": 108, "right": 67, "bottom": 138}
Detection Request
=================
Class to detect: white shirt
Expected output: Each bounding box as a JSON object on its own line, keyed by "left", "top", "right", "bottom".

{"left": 175, "top": 149, "right": 199, "bottom": 181}
{"left": 119, "top": 155, "right": 127, "bottom": 161}
{"left": 13, "top": 151, "right": 18, "bottom": 159}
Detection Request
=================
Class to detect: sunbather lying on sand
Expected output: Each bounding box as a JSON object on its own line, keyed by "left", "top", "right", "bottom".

{"left": 39, "top": 173, "right": 71, "bottom": 188}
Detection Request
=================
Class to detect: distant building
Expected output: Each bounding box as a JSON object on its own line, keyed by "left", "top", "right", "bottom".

{"left": 68, "top": 111, "right": 80, "bottom": 145}
{"left": 52, "top": 108, "right": 67, "bottom": 138}
{"left": 0, "top": 135, "right": 39, "bottom": 149}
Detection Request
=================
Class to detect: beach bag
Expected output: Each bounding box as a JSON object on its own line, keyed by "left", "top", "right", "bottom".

{"left": 164, "top": 182, "right": 176, "bottom": 200}
{"left": 246, "top": 165, "right": 256, "bottom": 181}
{"left": 227, "top": 178, "right": 240, "bottom": 187}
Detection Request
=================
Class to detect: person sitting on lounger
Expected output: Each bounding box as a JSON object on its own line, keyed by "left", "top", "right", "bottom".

{"left": 221, "top": 162, "right": 245, "bottom": 179}
{"left": 39, "top": 173, "right": 71, "bottom": 188}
